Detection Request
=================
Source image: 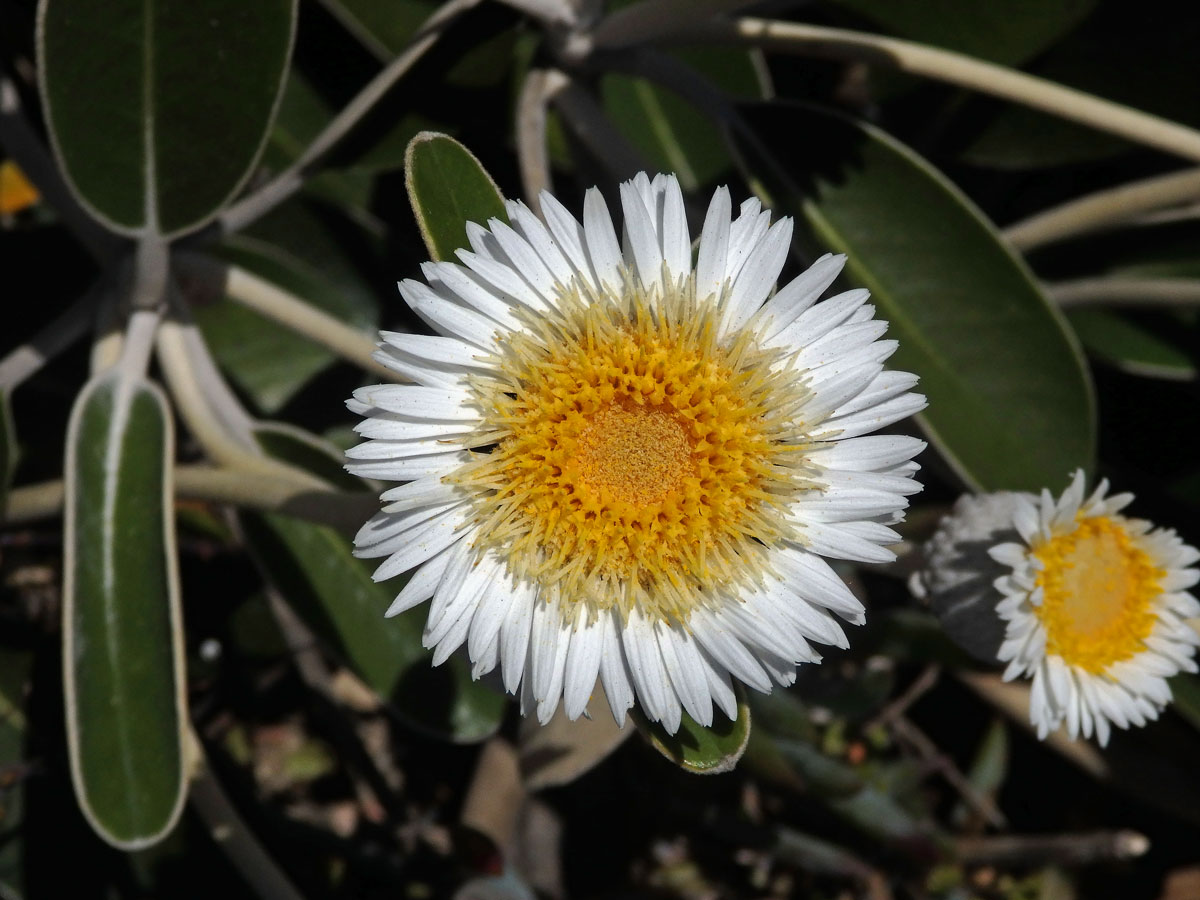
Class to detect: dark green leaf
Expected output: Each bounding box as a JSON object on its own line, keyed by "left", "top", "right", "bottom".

{"left": 633, "top": 695, "right": 751, "bottom": 774}
{"left": 773, "top": 738, "right": 864, "bottom": 797}
{"left": 1067, "top": 308, "right": 1195, "bottom": 381}
{"left": 405, "top": 132, "right": 507, "bottom": 261}
{"left": 740, "top": 103, "right": 1095, "bottom": 491}
{"left": 601, "top": 48, "right": 765, "bottom": 192}
{"left": 38, "top": 0, "right": 296, "bottom": 236}
{"left": 828, "top": 0, "right": 1095, "bottom": 65}
{"left": 240, "top": 511, "right": 505, "bottom": 743}
{"left": 253, "top": 421, "right": 365, "bottom": 492}
{"left": 320, "top": 0, "right": 435, "bottom": 60}
{"left": 64, "top": 372, "right": 185, "bottom": 848}
{"left": 1170, "top": 674, "right": 1200, "bottom": 734}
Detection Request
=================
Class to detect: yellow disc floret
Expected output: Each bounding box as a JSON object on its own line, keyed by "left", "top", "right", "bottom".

{"left": 1033, "top": 515, "right": 1164, "bottom": 673}
{"left": 450, "top": 273, "right": 822, "bottom": 623}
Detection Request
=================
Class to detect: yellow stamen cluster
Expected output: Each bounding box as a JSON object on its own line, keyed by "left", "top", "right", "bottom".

{"left": 451, "top": 274, "right": 821, "bottom": 623}
{"left": 1033, "top": 515, "right": 1164, "bottom": 673}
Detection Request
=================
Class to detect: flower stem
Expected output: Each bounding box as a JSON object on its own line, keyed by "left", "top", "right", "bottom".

{"left": 176, "top": 254, "right": 394, "bottom": 380}
{"left": 3, "top": 465, "right": 374, "bottom": 533}
{"left": 1047, "top": 277, "right": 1200, "bottom": 308}
{"left": 1005, "top": 168, "right": 1200, "bottom": 251}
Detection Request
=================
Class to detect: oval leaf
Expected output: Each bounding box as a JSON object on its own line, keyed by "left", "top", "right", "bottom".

{"left": 64, "top": 371, "right": 186, "bottom": 849}
{"left": 739, "top": 103, "right": 1095, "bottom": 491}
{"left": 38, "top": 0, "right": 296, "bottom": 237}
{"left": 633, "top": 695, "right": 751, "bottom": 774}
{"left": 405, "top": 132, "right": 506, "bottom": 261}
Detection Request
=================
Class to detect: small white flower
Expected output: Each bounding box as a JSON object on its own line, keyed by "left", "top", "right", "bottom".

{"left": 346, "top": 173, "right": 926, "bottom": 733}
{"left": 990, "top": 469, "right": 1200, "bottom": 746}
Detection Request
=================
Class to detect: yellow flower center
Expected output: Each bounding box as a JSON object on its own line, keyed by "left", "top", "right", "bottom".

{"left": 1033, "top": 515, "right": 1164, "bottom": 673}
{"left": 575, "top": 401, "right": 694, "bottom": 507}
{"left": 452, "top": 275, "right": 821, "bottom": 623}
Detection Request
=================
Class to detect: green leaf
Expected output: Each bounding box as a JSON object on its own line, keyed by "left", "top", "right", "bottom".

{"left": 320, "top": 0, "right": 436, "bottom": 61}
{"left": 38, "top": 0, "right": 296, "bottom": 236}
{"left": 239, "top": 512, "right": 505, "bottom": 743}
{"left": 953, "top": 718, "right": 1008, "bottom": 826}
{"left": 64, "top": 371, "right": 186, "bottom": 849}
{"left": 1, "top": 390, "right": 15, "bottom": 514}
{"left": 740, "top": 103, "right": 1095, "bottom": 491}
{"left": 633, "top": 694, "right": 751, "bottom": 774}
{"left": 0, "top": 649, "right": 32, "bottom": 893}
{"left": 601, "top": 48, "right": 765, "bottom": 192}
{"left": 827, "top": 0, "right": 1095, "bottom": 66}
{"left": 1067, "top": 308, "right": 1196, "bottom": 381}
{"left": 253, "top": 421, "right": 365, "bottom": 491}
{"left": 1170, "top": 674, "right": 1200, "bottom": 734}
{"left": 405, "top": 132, "right": 507, "bottom": 261}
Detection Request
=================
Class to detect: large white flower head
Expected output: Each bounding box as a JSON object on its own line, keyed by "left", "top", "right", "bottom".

{"left": 346, "top": 173, "right": 926, "bottom": 733}
{"left": 990, "top": 469, "right": 1200, "bottom": 746}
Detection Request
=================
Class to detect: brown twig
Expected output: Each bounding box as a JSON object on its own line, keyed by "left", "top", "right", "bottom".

{"left": 891, "top": 715, "right": 1007, "bottom": 830}
{"left": 954, "top": 830, "right": 1149, "bottom": 867}
{"left": 864, "top": 664, "right": 940, "bottom": 732}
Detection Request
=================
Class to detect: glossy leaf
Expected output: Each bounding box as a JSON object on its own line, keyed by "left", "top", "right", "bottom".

{"left": 38, "top": 0, "right": 296, "bottom": 236}
{"left": 828, "top": 0, "right": 1095, "bottom": 65}
{"left": 741, "top": 103, "right": 1095, "bottom": 491}
{"left": 634, "top": 695, "right": 751, "bottom": 774}
{"left": 1067, "top": 308, "right": 1195, "bottom": 381}
{"left": 405, "top": 132, "right": 507, "bottom": 261}
{"left": 64, "top": 371, "right": 186, "bottom": 849}
{"left": 239, "top": 511, "right": 506, "bottom": 743}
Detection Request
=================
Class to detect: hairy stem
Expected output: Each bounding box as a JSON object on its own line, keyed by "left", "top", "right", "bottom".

{"left": 1006, "top": 168, "right": 1200, "bottom": 250}
{"left": 3, "top": 465, "right": 374, "bottom": 534}
{"left": 609, "top": 18, "right": 1200, "bottom": 163}
{"left": 1047, "top": 277, "right": 1200, "bottom": 308}
{"left": 176, "top": 254, "right": 394, "bottom": 380}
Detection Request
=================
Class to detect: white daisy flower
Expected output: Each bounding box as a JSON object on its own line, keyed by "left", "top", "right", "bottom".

{"left": 346, "top": 173, "right": 926, "bottom": 733}
{"left": 990, "top": 469, "right": 1200, "bottom": 746}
